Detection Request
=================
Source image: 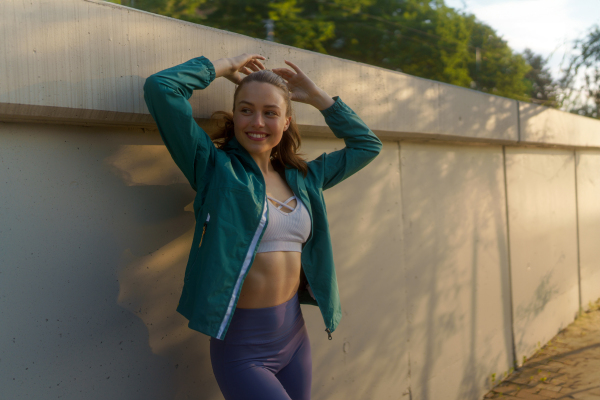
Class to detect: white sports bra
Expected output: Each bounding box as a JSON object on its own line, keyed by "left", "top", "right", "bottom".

{"left": 256, "top": 195, "right": 312, "bottom": 253}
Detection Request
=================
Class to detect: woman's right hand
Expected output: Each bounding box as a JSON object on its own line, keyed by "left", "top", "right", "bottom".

{"left": 212, "top": 54, "right": 266, "bottom": 84}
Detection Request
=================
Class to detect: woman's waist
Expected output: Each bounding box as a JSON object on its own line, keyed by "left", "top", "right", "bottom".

{"left": 242, "top": 251, "right": 302, "bottom": 292}
{"left": 223, "top": 291, "right": 304, "bottom": 345}
{"left": 236, "top": 252, "right": 302, "bottom": 308}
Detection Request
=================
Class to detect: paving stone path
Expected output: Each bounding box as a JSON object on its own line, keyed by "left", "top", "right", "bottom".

{"left": 483, "top": 299, "right": 600, "bottom": 400}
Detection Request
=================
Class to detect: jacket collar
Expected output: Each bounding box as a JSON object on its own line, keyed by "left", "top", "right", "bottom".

{"left": 226, "top": 135, "right": 243, "bottom": 151}
{"left": 225, "top": 136, "right": 265, "bottom": 179}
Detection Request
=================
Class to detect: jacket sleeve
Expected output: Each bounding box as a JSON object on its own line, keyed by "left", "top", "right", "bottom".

{"left": 143, "top": 56, "right": 217, "bottom": 192}
{"left": 307, "top": 96, "right": 383, "bottom": 191}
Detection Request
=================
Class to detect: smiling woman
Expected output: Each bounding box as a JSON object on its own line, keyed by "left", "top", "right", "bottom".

{"left": 143, "top": 53, "right": 382, "bottom": 400}
{"left": 210, "top": 68, "right": 309, "bottom": 178}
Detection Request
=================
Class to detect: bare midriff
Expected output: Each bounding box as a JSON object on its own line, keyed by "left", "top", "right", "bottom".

{"left": 236, "top": 251, "right": 302, "bottom": 309}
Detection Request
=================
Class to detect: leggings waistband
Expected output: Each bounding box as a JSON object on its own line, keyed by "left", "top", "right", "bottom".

{"left": 220, "top": 292, "right": 303, "bottom": 345}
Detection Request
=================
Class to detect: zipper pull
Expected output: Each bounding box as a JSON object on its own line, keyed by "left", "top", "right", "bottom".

{"left": 199, "top": 213, "right": 210, "bottom": 247}
{"left": 325, "top": 328, "right": 332, "bottom": 340}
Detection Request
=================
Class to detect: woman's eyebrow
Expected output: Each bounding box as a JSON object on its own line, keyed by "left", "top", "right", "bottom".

{"left": 238, "top": 100, "right": 281, "bottom": 109}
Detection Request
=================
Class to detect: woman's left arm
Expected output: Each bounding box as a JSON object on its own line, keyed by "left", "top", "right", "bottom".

{"left": 273, "top": 61, "right": 383, "bottom": 191}
{"left": 313, "top": 97, "right": 382, "bottom": 190}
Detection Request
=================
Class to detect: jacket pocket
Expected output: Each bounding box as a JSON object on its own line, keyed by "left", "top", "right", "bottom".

{"left": 183, "top": 211, "right": 210, "bottom": 284}
{"left": 199, "top": 213, "right": 211, "bottom": 247}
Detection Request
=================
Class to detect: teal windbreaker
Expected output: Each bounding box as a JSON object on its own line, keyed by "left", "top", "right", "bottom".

{"left": 143, "top": 56, "right": 382, "bottom": 340}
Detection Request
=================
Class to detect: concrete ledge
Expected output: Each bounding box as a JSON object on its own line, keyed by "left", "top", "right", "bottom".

{"left": 520, "top": 102, "right": 600, "bottom": 148}
{"left": 439, "top": 83, "right": 518, "bottom": 142}
{"left": 7, "top": 0, "right": 595, "bottom": 148}
{"left": 0, "top": 103, "right": 155, "bottom": 128}
{"left": 0, "top": 101, "right": 523, "bottom": 146}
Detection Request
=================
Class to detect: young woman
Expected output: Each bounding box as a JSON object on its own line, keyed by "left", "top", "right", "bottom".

{"left": 143, "top": 53, "right": 382, "bottom": 400}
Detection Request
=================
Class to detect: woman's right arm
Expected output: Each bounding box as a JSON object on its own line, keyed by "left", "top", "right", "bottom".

{"left": 143, "top": 56, "right": 218, "bottom": 192}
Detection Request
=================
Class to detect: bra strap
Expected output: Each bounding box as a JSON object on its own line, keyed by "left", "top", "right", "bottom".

{"left": 267, "top": 195, "right": 296, "bottom": 211}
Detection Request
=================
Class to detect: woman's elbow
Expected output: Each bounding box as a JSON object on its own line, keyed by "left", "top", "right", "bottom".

{"left": 143, "top": 75, "right": 160, "bottom": 95}
{"left": 371, "top": 136, "right": 383, "bottom": 156}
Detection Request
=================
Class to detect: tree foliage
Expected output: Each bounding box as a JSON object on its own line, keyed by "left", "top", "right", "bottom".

{"left": 562, "top": 24, "right": 600, "bottom": 119}
{"left": 521, "top": 48, "right": 558, "bottom": 108}
{"left": 112, "top": 0, "right": 545, "bottom": 104}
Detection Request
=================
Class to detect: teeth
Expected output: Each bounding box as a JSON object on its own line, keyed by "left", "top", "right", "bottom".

{"left": 248, "top": 133, "right": 267, "bottom": 138}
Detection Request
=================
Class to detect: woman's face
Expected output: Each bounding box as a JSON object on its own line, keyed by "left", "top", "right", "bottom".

{"left": 233, "top": 81, "right": 291, "bottom": 158}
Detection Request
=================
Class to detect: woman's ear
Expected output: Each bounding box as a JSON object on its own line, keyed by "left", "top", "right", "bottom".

{"left": 284, "top": 116, "right": 292, "bottom": 131}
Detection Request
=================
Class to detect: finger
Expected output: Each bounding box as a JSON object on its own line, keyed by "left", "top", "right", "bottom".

{"left": 272, "top": 74, "right": 291, "bottom": 85}
{"left": 248, "top": 54, "right": 266, "bottom": 61}
{"left": 252, "top": 59, "right": 266, "bottom": 70}
{"left": 240, "top": 66, "right": 253, "bottom": 75}
{"left": 273, "top": 67, "right": 294, "bottom": 75}
{"left": 271, "top": 68, "right": 285, "bottom": 76}
{"left": 272, "top": 68, "right": 295, "bottom": 80}
{"left": 284, "top": 60, "right": 304, "bottom": 75}
{"left": 246, "top": 61, "right": 261, "bottom": 72}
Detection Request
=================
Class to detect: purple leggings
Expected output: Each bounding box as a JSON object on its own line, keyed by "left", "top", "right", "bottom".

{"left": 210, "top": 292, "right": 312, "bottom": 400}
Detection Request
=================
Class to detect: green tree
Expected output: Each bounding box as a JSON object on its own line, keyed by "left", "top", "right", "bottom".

{"left": 110, "top": 0, "right": 534, "bottom": 103}
{"left": 521, "top": 48, "right": 559, "bottom": 108}
{"left": 113, "top": 0, "right": 373, "bottom": 53}
{"left": 114, "top": 0, "right": 207, "bottom": 20}
{"left": 464, "top": 18, "right": 530, "bottom": 100}
{"left": 324, "top": 0, "right": 473, "bottom": 87}
{"left": 325, "top": 0, "right": 531, "bottom": 101}
{"left": 562, "top": 24, "right": 600, "bottom": 119}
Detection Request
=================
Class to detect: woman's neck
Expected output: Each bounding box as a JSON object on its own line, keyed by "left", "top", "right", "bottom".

{"left": 250, "top": 152, "right": 275, "bottom": 180}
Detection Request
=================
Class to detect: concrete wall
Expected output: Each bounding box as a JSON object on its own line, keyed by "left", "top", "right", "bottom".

{"left": 400, "top": 143, "right": 512, "bottom": 400}
{"left": 1, "top": 1, "right": 600, "bottom": 400}
{"left": 504, "top": 149, "right": 580, "bottom": 363}
{"left": 575, "top": 150, "right": 600, "bottom": 308}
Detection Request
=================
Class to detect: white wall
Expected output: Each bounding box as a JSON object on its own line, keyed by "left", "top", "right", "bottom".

{"left": 505, "top": 148, "right": 580, "bottom": 364}
{"left": 400, "top": 143, "right": 512, "bottom": 399}
{"left": 2, "top": 1, "right": 600, "bottom": 400}
{"left": 575, "top": 150, "right": 600, "bottom": 309}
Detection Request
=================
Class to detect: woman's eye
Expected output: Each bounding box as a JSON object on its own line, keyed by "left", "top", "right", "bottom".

{"left": 266, "top": 111, "right": 277, "bottom": 116}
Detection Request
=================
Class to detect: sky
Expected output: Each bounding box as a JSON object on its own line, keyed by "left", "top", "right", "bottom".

{"left": 444, "top": 0, "right": 600, "bottom": 80}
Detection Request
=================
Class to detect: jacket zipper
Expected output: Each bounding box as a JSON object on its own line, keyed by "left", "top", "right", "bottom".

{"left": 216, "top": 197, "right": 268, "bottom": 339}
{"left": 214, "top": 181, "right": 333, "bottom": 341}
{"left": 198, "top": 213, "right": 210, "bottom": 247}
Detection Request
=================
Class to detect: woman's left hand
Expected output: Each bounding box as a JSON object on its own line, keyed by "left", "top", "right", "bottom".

{"left": 272, "top": 61, "right": 335, "bottom": 111}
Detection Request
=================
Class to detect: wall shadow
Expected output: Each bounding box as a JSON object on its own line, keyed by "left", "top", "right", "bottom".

{"left": 0, "top": 123, "right": 204, "bottom": 399}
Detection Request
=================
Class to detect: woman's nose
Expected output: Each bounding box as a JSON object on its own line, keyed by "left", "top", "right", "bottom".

{"left": 251, "top": 113, "right": 265, "bottom": 127}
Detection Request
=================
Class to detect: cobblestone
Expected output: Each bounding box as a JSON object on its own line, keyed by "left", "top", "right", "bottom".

{"left": 483, "top": 299, "right": 600, "bottom": 400}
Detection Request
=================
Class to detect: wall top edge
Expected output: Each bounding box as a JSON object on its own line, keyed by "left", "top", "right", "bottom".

{"left": 2, "top": 0, "right": 599, "bottom": 140}
{"left": 4, "top": 102, "right": 600, "bottom": 150}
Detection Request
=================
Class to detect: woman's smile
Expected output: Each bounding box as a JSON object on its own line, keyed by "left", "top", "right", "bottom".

{"left": 246, "top": 131, "right": 270, "bottom": 141}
